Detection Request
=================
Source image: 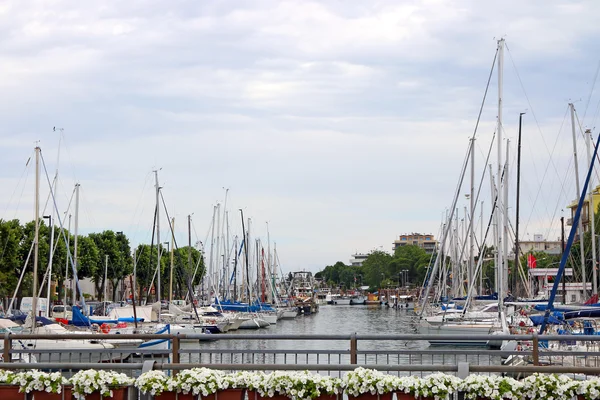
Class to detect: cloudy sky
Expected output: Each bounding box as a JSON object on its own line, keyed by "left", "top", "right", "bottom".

{"left": 1, "top": 0, "right": 600, "bottom": 274}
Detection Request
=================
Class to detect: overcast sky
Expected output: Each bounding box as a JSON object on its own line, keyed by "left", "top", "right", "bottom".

{"left": 1, "top": 1, "right": 600, "bottom": 274}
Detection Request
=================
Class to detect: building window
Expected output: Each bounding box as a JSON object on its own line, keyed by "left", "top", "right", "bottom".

{"left": 572, "top": 294, "right": 577, "bottom": 302}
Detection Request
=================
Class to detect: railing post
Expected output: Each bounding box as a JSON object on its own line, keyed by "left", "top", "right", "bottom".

{"left": 532, "top": 331, "right": 539, "bottom": 366}
{"left": 350, "top": 333, "right": 357, "bottom": 364}
{"left": 172, "top": 335, "right": 180, "bottom": 373}
{"left": 3, "top": 333, "right": 11, "bottom": 363}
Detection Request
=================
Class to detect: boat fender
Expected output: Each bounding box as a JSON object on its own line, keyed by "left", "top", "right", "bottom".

{"left": 101, "top": 323, "right": 111, "bottom": 334}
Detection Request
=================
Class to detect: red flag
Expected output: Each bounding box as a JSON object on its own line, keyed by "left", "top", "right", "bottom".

{"left": 527, "top": 254, "right": 537, "bottom": 269}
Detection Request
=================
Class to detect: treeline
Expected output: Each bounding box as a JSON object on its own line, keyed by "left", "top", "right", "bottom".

{"left": 0, "top": 219, "right": 204, "bottom": 303}
{"left": 315, "top": 245, "right": 433, "bottom": 290}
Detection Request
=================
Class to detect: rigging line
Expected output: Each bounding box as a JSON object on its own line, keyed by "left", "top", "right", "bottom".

{"left": 505, "top": 43, "right": 571, "bottom": 200}
{"left": 0, "top": 150, "right": 34, "bottom": 263}
{"left": 520, "top": 106, "right": 571, "bottom": 237}
{"left": 582, "top": 58, "right": 600, "bottom": 124}
{"left": 58, "top": 130, "right": 79, "bottom": 185}
{"left": 1, "top": 149, "right": 34, "bottom": 220}
{"left": 575, "top": 109, "right": 600, "bottom": 184}
{"left": 471, "top": 47, "right": 498, "bottom": 141}
{"left": 591, "top": 95, "right": 600, "bottom": 130}
{"left": 126, "top": 171, "right": 153, "bottom": 245}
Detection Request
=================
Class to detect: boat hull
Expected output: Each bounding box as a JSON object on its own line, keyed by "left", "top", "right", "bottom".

{"left": 418, "top": 320, "right": 496, "bottom": 346}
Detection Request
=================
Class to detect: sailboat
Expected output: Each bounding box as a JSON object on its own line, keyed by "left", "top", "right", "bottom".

{"left": 502, "top": 127, "right": 600, "bottom": 369}
{"left": 418, "top": 39, "right": 512, "bottom": 346}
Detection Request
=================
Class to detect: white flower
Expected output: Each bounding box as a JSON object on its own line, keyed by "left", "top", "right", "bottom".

{"left": 70, "top": 370, "right": 134, "bottom": 399}
{"left": 13, "top": 370, "right": 67, "bottom": 394}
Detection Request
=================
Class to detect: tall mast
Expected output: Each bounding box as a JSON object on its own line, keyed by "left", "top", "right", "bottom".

{"left": 64, "top": 214, "right": 71, "bottom": 307}
{"left": 188, "top": 215, "right": 193, "bottom": 299}
{"left": 233, "top": 236, "right": 238, "bottom": 302}
{"left": 240, "top": 209, "right": 250, "bottom": 301}
{"left": 222, "top": 189, "right": 229, "bottom": 298}
{"left": 104, "top": 255, "right": 109, "bottom": 302}
{"left": 480, "top": 201, "right": 484, "bottom": 294}
{"left": 217, "top": 203, "right": 223, "bottom": 294}
{"left": 570, "top": 103, "right": 587, "bottom": 297}
{"left": 496, "top": 38, "right": 504, "bottom": 302}
{"left": 514, "top": 113, "right": 525, "bottom": 295}
{"left": 32, "top": 146, "right": 40, "bottom": 328}
{"left": 586, "top": 128, "right": 598, "bottom": 295}
{"left": 154, "top": 170, "right": 161, "bottom": 308}
{"left": 170, "top": 217, "right": 175, "bottom": 303}
{"left": 469, "top": 137, "right": 475, "bottom": 293}
{"left": 73, "top": 183, "right": 80, "bottom": 307}
{"left": 46, "top": 131, "right": 61, "bottom": 315}
{"left": 503, "top": 140, "right": 510, "bottom": 301}
{"left": 489, "top": 165, "right": 497, "bottom": 295}
{"left": 208, "top": 205, "right": 216, "bottom": 303}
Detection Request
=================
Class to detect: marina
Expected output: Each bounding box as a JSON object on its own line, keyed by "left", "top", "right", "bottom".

{"left": 3, "top": 4, "right": 600, "bottom": 399}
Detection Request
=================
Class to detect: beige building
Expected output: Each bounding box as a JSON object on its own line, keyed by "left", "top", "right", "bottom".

{"left": 517, "top": 234, "right": 562, "bottom": 255}
{"left": 393, "top": 233, "right": 437, "bottom": 254}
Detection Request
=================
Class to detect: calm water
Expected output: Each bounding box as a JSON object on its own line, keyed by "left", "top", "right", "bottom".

{"left": 178, "top": 305, "right": 502, "bottom": 372}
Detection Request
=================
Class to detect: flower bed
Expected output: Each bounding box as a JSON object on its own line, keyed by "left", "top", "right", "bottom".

{"left": 70, "top": 369, "right": 134, "bottom": 399}
{"left": 0, "top": 367, "right": 596, "bottom": 400}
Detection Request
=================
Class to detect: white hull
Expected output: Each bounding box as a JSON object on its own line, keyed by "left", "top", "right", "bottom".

{"left": 350, "top": 296, "right": 366, "bottom": 305}
{"left": 238, "top": 317, "right": 269, "bottom": 329}
{"left": 280, "top": 309, "right": 298, "bottom": 319}
{"left": 332, "top": 298, "right": 351, "bottom": 305}
{"left": 418, "top": 320, "right": 498, "bottom": 346}
{"left": 260, "top": 313, "right": 278, "bottom": 325}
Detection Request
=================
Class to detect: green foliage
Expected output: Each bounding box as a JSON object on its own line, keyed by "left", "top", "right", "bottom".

{"left": 317, "top": 246, "right": 432, "bottom": 290}
{"left": 0, "top": 219, "right": 204, "bottom": 304}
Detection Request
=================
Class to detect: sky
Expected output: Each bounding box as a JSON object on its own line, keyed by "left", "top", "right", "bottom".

{"left": 1, "top": 0, "right": 600, "bottom": 274}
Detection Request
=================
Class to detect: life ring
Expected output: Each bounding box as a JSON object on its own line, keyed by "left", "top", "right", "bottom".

{"left": 100, "top": 323, "right": 111, "bottom": 334}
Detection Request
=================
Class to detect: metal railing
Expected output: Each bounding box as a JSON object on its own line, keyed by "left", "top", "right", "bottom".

{"left": 3, "top": 332, "right": 600, "bottom": 377}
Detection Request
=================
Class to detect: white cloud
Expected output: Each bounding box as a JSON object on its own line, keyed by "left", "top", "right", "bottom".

{"left": 0, "top": 0, "right": 598, "bottom": 273}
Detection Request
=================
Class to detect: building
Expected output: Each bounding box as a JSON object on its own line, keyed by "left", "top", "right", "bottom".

{"left": 393, "top": 233, "right": 437, "bottom": 254}
{"left": 567, "top": 184, "right": 600, "bottom": 232}
{"left": 517, "top": 234, "right": 562, "bottom": 256}
{"left": 349, "top": 253, "right": 369, "bottom": 267}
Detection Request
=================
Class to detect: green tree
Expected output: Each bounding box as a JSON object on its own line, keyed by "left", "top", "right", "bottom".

{"left": 362, "top": 250, "right": 393, "bottom": 289}
{"left": 0, "top": 219, "right": 24, "bottom": 300}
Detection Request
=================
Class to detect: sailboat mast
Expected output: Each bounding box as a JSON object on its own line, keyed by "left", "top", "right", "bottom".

{"left": 489, "top": 165, "right": 496, "bottom": 295}
{"left": 32, "top": 146, "right": 40, "bottom": 326}
{"left": 64, "top": 214, "right": 71, "bottom": 307}
{"left": 496, "top": 38, "right": 505, "bottom": 303}
{"left": 586, "top": 128, "right": 598, "bottom": 295}
{"left": 208, "top": 206, "right": 216, "bottom": 303}
{"left": 469, "top": 137, "right": 475, "bottom": 293}
{"left": 104, "top": 255, "right": 108, "bottom": 302}
{"left": 514, "top": 113, "right": 525, "bottom": 295}
{"left": 188, "top": 215, "right": 193, "bottom": 298}
{"left": 215, "top": 203, "right": 221, "bottom": 295}
{"left": 233, "top": 236, "right": 238, "bottom": 302}
{"left": 503, "top": 140, "right": 510, "bottom": 301}
{"left": 73, "top": 183, "right": 80, "bottom": 307}
{"left": 154, "top": 170, "right": 161, "bottom": 307}
{"left": 570, "top": 103, "right": 587, "bottom": 297}
{"left": 240, "top": 209, "right": 250, "bottom": 301}
{"left": 170, "top": 217, "right": 175, "bottom": 303}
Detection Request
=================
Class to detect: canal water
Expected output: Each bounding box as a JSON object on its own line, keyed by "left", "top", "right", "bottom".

{"left": 180, "top": 304, "right": 501, "bottom": 372}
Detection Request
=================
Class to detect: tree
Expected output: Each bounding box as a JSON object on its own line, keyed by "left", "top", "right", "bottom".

{"left": 0, "top": 219, "right": 23, "bottom": 301}
{"left": 362, "top": 250, "right": 393, "bottom": 289}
